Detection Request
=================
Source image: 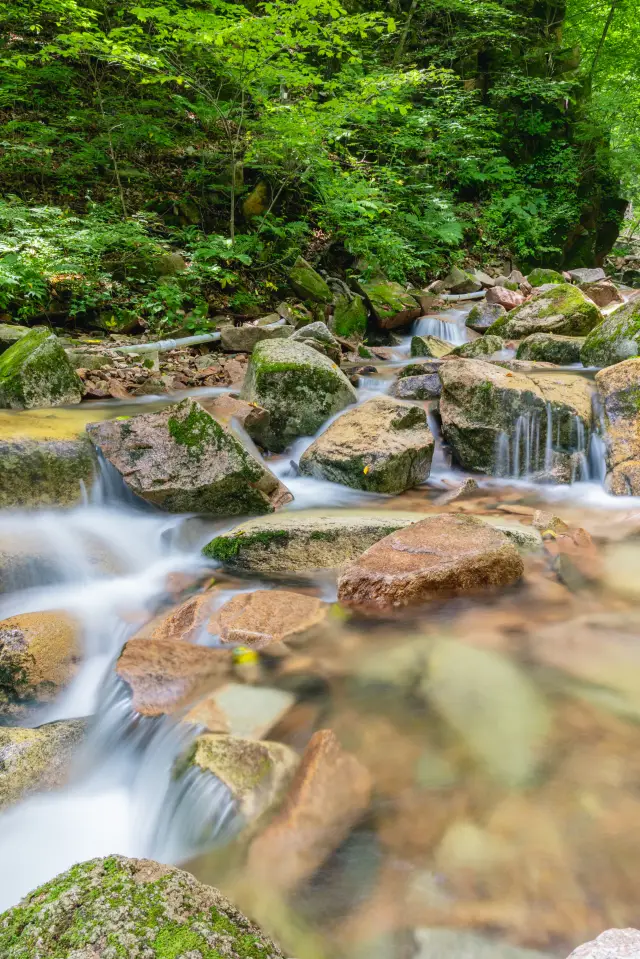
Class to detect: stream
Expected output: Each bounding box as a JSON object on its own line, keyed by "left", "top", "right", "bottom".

{"left": 3, "top": 303, "right": 640, "bottom": 957}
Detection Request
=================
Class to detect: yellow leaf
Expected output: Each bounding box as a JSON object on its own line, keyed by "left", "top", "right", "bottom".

{"left": 363, "top": 465, "right": 370, "bottom": 474}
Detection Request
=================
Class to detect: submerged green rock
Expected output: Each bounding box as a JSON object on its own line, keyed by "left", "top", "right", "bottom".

{"left": 0, "top": 855, "right": 283, "bottom": 959}
{"left": 0, "top": 328, "right": 83, "bottom": 410}
{"left": 240, "top": 339, "right": 357, "bottom": 452}
{"left": 581, "top": 297, "right": 640, "bottom": 368}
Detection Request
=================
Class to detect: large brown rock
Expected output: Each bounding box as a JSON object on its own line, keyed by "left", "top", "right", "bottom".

{"left": 486, "top": 286, "right": 524, "bottom": 311}
{"left": 247, "top": 729, "right": 372, "bottom": 890}
{"left": 595, "top": 358, "right": 640, "bottom": 494}
{"left": 214, "top": 589, "right": 328, "bottom": 651}
{"left": 299, "top": 396, "right": 434, "bottom": 494}
{"left": 86, "top": 398, "right": 292, "bottom": 515}
{"left": 567, "top": 929, "right": 640, "bottom": 958}
{"left": 115, "top": 637, "right": 232, "bottom": 716}
{"left": 337, "top": 514, "right": 523, "bottom": 612}
{"left": 579, "top": 280, "right": 624, "bottom": 308}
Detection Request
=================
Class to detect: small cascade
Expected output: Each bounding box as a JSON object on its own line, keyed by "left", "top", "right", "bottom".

{"left": 412, "top": 315, "right": 468, "bottom": 345}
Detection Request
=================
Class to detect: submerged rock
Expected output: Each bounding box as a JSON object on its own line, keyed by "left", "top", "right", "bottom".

{"left": 289, "top": 256, "right": 332, "bottom": 303}
{"left": 0, "top": 329, "right": 83, "bottom": 410}
{"left": 337, "top": 514, "right": 523, "bottom": 612}
{"left": 0, "top": 437, "right": 95, "bottom": 508}
{"left": 410, "top": 334, "right": 452, "bottom": 358}
{"left": 188, "top": 683, "right": 295, "bottom": 739}
{"left": 451, "top": 334, "right": 504, "bottom": 359}
{"left": 87, "top": 398, "right": 292, "bottom": 514}
{"left": 0, "top": 855, "right": 284, "bottom": 958}
{"left": 581, "top": 297, "right": 640, "bottom": 368}
{"left": 214, "top": 589, "right": 328, "bottom": 651}
{"left": 466, "top": 302, "right": 507, "bottom": 333}
{"left": 516, "top": 333, "right": 585, "bottom": 365}
{"left": 358, "top": 277, "right": 421, "bottom": 330}
{"left": 0, "top": 718, "right": 86, "bottom": 810}
{"left": 290, "top": 320, "right": 341, "bottom": 364}
{"left": 414, "top": 929, "right": 553, "bottom": 959}
{"left": 490, "top": 285, "right": 602, "bottom": 339}
{"left": 240, "top": 339, "right": 357, "bottom": 452}
{"left": 299, "top": 396, "right": 434, "bottom": 494}
{"left": 203, "top": 510, "right": 424, "bottom": 572}
{"left": 595, "top": 358, "right": 640, "bottom": 494}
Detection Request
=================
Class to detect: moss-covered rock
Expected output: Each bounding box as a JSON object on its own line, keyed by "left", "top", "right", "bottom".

{"left": 516, "top": 333, "right": 585, "bottom": 365}
{"left": 410, "top": 334, "right": 453, "bottom": 358}
{"left": 289, "top": 321, "right": 341, "bottom": 364}
{"left": 0, "top": 855, "right": 284, "bottom": 959}
{"left": 239, "top": 339, "right": 357, "bottom": 452}
{"left": 357, "top": 278, "right": 421, "bottom": 330}
{"left": 490, "top": 285, "right": 602, "bottom": 339}
{"left": 0, "top": 328, "right": 83, "bottom": 410}
{"left": 331, "top": 294, "right": 367, "bottom": 338}
{"left": 526, "top": 268, "right": 566, "bottom": 287}
{"left": 0, "top": 719, "right": 86, "bottom": 810}
{"left": 466, "top": 303, "right": 507, "bottom": 334}
{"left": 441, "top": 265, "right": 482, "bottom": 294}
{"left": 299, "top": 396, "right": 434, "bottom": 493}
{"left": 580, "top": 298, "right": 640, "bottom": 368}
{"left": 288, "top": 257, "right": 332, "bottom": 304}
{"left": 451, "top": 335, "right": 504, "bottom": 359}
{"left": 595, "top": 357, "right": 640, "bottom": 494}
{"left": 86, "top": 398, "right": 292, "bottom": 514}
{"left": 0, "top": 437, "right": 96, "bottom": 508}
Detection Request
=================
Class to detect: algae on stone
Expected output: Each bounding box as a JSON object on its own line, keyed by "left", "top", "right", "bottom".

{"left": 0, "top": 436, "right": 95, "bottom": 508}
{"left": 466, "top": 303, "right": 507, "bottom": 334}
{"left": 0, "top": 719, "right": 86, "bottom": 809}
{"left": 357, "top": 277, "right": 420, "bottom": 330}
{"left": 0, "top": 328, "right": 83, "bottom": 410}
{"left": 331, "top": 294, "right": 367, "bottom": 338}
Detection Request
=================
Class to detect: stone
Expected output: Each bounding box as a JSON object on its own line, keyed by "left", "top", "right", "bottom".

{"left": 434, "top": 476, "right": 479, "bottom": 505}
{"left": 0, "top": 324, "right": 29, "bottom": 354}
{"left": 66, "top": 350, "right": 112, "bottom": 371}
{"left": 337, "top": 514, "right": 524, "bottom": 612}
{"left": 289, "top": 256, "right": 332, "bottom": 303}
{"left": 595, "top": 359, "right": 640, "bottom": 494}
{"left": 442, "top": 266, "right": 482, "bottom": 295}
{"left": 0, "top": 719, "right": 86, "bottom": 810}
{"left": 198, "top": 394, "right": 271, "bottom": 447}
{"left": 491, "top": 285, "right": 603, "bottom": 339}
{"left": 184, "top": 733, "right": 298, "bottom": 820}
{"left": 390, "top": 373, "right": 441, "bottom": 400}
{"left": 358, "top": 277, "right": 421, "bottom": 330}
{"left": 526, "top": 267, "right": 566, "bottom": 286}
{"left": 466, "top": 302, "right": 507, "bottom": 333}
{"left": 299, "top": 396, "right": 434, "bottom": 494}
{"left": 0, "top": 329, "right": 83, "bottom": 410}
{"left": 115, "top": 637, "right": 232, "bottom": 716}
{"left": 0, "top": 437, "right": 96, "bottom": 508}
{"left": 213, "top": 589, "right": 328, "bottom": 651}
{"left": 188, "top": 683, "right": 295, "bottom": 739}
{"left": 581, "top": 298, "right": 640, "bottom": 368}
{"left": 86, "top": 398, "right": 292, "bottom": 514}
{"left": 0, "top": 611, "right": 80, "bottom": 721}
{"left": 247, "top": 729, "right": 372, "bottom": 891}
{"left": 472, "top": 269, "right": 495, "bottom": 288}
{"left": 567, "top": 929, "right": 640, "bottom": 958}
{"left": 516, "top": 333, "right": 585, "bottom": 365}
{"left": 423, "top": 639, "right": 550, "bottom": 787}
{"left": 568, "top": 267, "right": 607, "bottom": 283}
{"left": 220, "top": 319, "right": 291, "bottom": 353}
{"left": 451, "top": 334, "right": 504, "bottom": 358}
{"left": 410, "top": 334, "right": 453, "bottom": 358}
{"left": 240, "top": 339, "right": 356, "bottom": 452}
{"left": 414, "top": 929, "right": 553, "bottom": 959}
{"left": 203, "top": 509, "right": 425, "bottom": 572}
{"left": 133, "top": 591, "right": 214, "bottom": 644}
{"left": 579, "top": 280, "right": 624, "bottom": 308}
{"left": 485, "top": 286, "right": 525, "bottom": 311}
{"left": 508, "top": 269, "right": 526, "bottom": 285}
{"left": 439, "top": 358, "right": 593, "bottom": 476}
{"left": 331, "top": 293, "right": 368, "bottom": 338}
{"left": 0, "top": 855, "right": 283, "bottom": 959}
{"left": 290, "top": 321, "right": 342, "bottom": 364}
{"left": 155, "top": 251, "right": 186, "bottom": 276}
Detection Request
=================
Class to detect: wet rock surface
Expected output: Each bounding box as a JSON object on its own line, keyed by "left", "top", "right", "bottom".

{"left": 0, "top": 436, "right": 95, "bottom": 508}
{"left": 0, "top": 719, "right": 87, "bottom": 809}
{"left": 596, "top": 358, "right": 640, "bottom": 494}
{"left": 493, "top": 285, "right": 602, "bottom": 339}
{"left": 214, "top": 589, "right": 328, "bottom": 651}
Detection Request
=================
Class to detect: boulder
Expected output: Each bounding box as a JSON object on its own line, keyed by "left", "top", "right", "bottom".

{"left": 485, "top": 286, "right": 524, "bottom": 311}
{"left": 451, "top": 335, "right": 504, "bottom": 359}
{"left": 299, "top": 396, "right": 434, "bottom": 494}
{"left": 471, "top": 269, "right": 495, "bottom": 289}
{"left": 337, "top": 514, "right": 523, "bottom": 612}
{"left": 198, "top": 394, "right": 271, "bottom": 447}
{"left": 466, "top": 302, "right": 507, "bottom": 333}
{"left": 410, "top": 334, "right": 453, "bottom": 358}
{"left": 0, "top": 611, "right": 80, "bottom": 721}
{"left": 581, "top": 297, "right": 640, "bottom": 368}
{"left": 0, "top": 855, "right": 283, "bottom": 959}
{"left": 290, "top": 321, "right": 341, "bottom": 364}
{"left": 567, "top": 929, "right": 640, "bottom": 958}
{"left": 568, "top": 267, "right": 606, "bottom": 283}
{"left": 595, "top": 358, "right": 640, "bottom": 494}
{"left": 357, "top": 277, "right": 421, "bottom": 330}
{"left": 0, "top": 719, "right": 86, "bottom": 810}
{"left": 220, "top": 319, "right": 291, "bottom": 353}
{"left": 516, "top": 333, "right": 585, "bottom": 365}
{"left": 86, "top": 398, "right": 292, "bottom": 514}
{"left": 214, "top": 589, "right": 328, "bottom": 651}
{"left": 439, "top": 358, "right": 593, "bottom": 477}
{"left": 442, "top": 266, "right": 482, "bottom": 295}
{"left": 331, "top": 294, "right": 367, "bottom": 338}
{"left": 183, "top": 733, "right": 298, "bottom": 820}
{"left": 579, "top": 280, "right": 624, "bottom": 308}
{"left": 414, "top": 929, "right": 553, "bottom": 959}
{"left": 132, "top": 591, "right": 214, "bottom": 644}
{"left": 0, "top": 324, "right": 29, "bottom": 354}
{"left": 390, "top": 373, "right": 441, "bottom": 400}
{"left": 0, "top": 437, "right": 95, "bottom": 508}
{"left": 489, "top": 284, "right": 602, "bottom": 339}
{"left": 240, "top": 339, "right": 356, "bottom": 452}
{"left": 203, "top": 509, "right": 425, "bottom": 572}
{"left": 247, "top": 729, "right": 372, "bottom": 891}
{"left": 0, "top": 329, "right": 83, "bottom": 410}
{"left": 289, "top": 256, "right": 332, "bottom": 303}
{"left": 526, "top": 268, "right": 566, "bottom": 286}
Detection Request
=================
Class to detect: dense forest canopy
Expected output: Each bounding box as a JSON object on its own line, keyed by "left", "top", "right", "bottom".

{"left": 0, "top": 0, "right": 635, "bottom": 332}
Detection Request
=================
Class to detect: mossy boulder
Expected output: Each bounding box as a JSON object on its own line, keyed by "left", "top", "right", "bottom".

{"left": 299, "top": 396, "right": 434, "bottom": 493}
{"left": 290, "top": 321, "right": 341, "bottom": 364}
{"left": 516, "top": 333, "right": 585, "bottom": 365}
{"left": 357, "top": 277, "right": 421, "bottom": 330}
{"left": 390, "top": 372, "right": 441, "bottom": 400}
{"left": 0, "top": 328, "right": 83, "bottom": 410}
{"left": 0, "top": 324, "right": 29, "bottom": 354}
{"left": 220, "top": 319, "right": 291, "bottom": 353}
{"left": 0, "top": 437, "right": 96, "bottom": 508}
{"left": 0, "top": 719, "right": 86, "bottom": 810}
{"left": 239, "top": 339, "right": 357, "bottom": 452}
{"left": 451, "top": 335, "right": 504, "bottom": 359}
{"left": 580, "top": 298, "right": 640, "bottom": 368}
{"left": 0, "top": 855, "right": 284, "bottom": 959}
{"left": 288, "top": 256, "right": 332, "bottom": 304}
{"left": 411, "top": 334, "right": 453, "bottom": 358}
{"left": 466, "top": 303, "right": 507, "bottom": 334}
{"left": 86, "top": 398, "right": 292, "bottom": 514}
{"left": 489, "top": 285, "right": 602, "bottom": 339}
{"left": 331, "top": 294, "right": 367, "bottom": 338}
{"left": 442, "top": 265, "right": 482, "bottom": 295}
{"left": 526, "top": 268, "right": 566, "bottom": 287}
{"left": 595, "top": 358, "right": 640, "bottom": 494}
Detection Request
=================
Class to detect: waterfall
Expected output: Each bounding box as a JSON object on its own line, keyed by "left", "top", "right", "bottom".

{"left": 412, "top": 313, "right": 468, "bottom": 345}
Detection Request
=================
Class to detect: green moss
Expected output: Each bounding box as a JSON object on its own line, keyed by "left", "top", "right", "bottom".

{"left": 154, "top": 924, "right": 215, "bottom": 958}
{"left": 581, "top": 299, "right": 640, "bottom": 367}
{"left": 452, "top": 335, "right": 504, "bottom": 358}
{"left": 527, "top": 268, "right": 566, "bottom": 286}
{"left": 410, "top": 335, "right": 451, "bottom": 358}
{"left": 0, "top": 328, "right": 83, "bottom": 410}
{"left": 289, "top": 257, "right": 332, "bottom": 303}
{"left": 333, "top": 294, "right": 367, "bottom": 338}
{"left": 398, "top": 362, "right": 435, "bottom": 379}
{"left": 168, "top": 401, "right": 223, "bottom": 453}
{"left": 203, "top": 529, "right": 290, "bottom": 564}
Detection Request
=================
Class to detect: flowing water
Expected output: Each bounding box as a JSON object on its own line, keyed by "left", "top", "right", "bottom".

{"left": 4, "top": 314, "right": 640, "bottom": 957}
